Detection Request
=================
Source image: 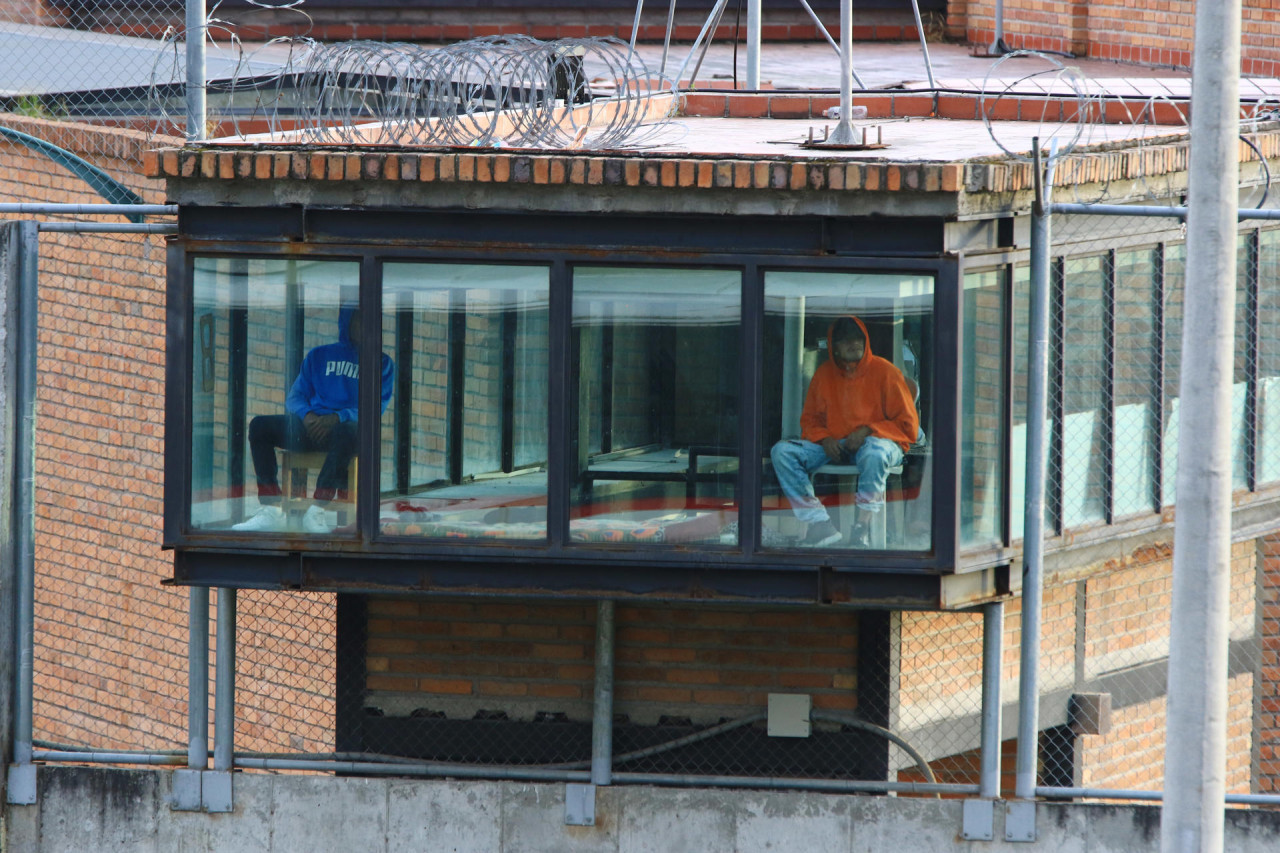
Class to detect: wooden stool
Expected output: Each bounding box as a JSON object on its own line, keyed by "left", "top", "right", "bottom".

{"left": 280, "top": 450, "right": 357, "bottom": 524}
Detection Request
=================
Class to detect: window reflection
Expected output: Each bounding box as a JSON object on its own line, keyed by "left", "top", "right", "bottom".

{"left": 1059, "top": 256, "right": 1107, "bottom": 528}
{"left": 191, "top": 257, "right": 367, "bottom": 534}
{"left": 570, "top": 267, "right": 741, "bottom": 546}
{"left": 378, "top": 263, "right": 550, "bottom": 541}
{"left": 761, "top": 271, "right": 933, "bottom": 552}
{"left": 1112, "top": 249, "right": 1159, "bottom": 517}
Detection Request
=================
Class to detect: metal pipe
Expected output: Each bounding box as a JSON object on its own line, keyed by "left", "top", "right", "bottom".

{"left": 1161, "top": 1, "right": 1240, "bottom": 849}
{"left": 187, "top": 587, "right": 209, "bottom": 769}
{"left": 33, "top": 751, "right": 187, "bottom": 766}
{"left": 1041, "top": 787, "right": 1280, "bottom": 806}
{"left": 793, "top": 0, "right": 865, "bottom": 89}
{"left": 672, "top": 0, "right": 731, "bottom": 89}
{"left": 11, "top": 221, "right": 37, "bottom": 769}
{"left": 0, "top": 204, "right": 176, "bottom": 216}
{"left": 1051, "top": 202, "right": 1280, "bottom": 222}
{"left": 613, "top": 773, "right": 978, "bottom": 796}
{"left": 591, "top": 600, "right": 615, "bottom": 786}
{"left": 826, "top": 0, "right": 856, "bottom": 144}
{"left": 687, "top": 0, "right": 732, "bottom": 91}
{"left": 979, "top": 601, "right": 1004, "bottom": 799}
{"left": 627, "top": 0, "right": 645, "bottom": 62}
{"left": 233, "top": 757, "right": 592, "bottom": 782}
{"left": 908, "top": 0, "right": 936, "bottom": 90}
{"left": 1015, "top": 138, "right": 1053, "bottom": 801}
{"left": 659, "top": 0, "right": 678, "bottom": 77}
{"left": 37, "top": 224, "right": 178, "bottom": 235}
{"left": 213, "top": 587, "right": 236, "bottom": 772}
{"left": 186, "top": 0, "right": 206, "bottom": 141}
{"left": 745, "top": 0, "right": 762, "bottom": 90}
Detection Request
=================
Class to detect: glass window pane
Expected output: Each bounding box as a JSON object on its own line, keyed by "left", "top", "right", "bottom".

{"left": 1112, "top": 249, "right": 1159, "bottom": 517}
{"left": 1163, "top": 243, "right": 1185, "bottom": 506}
{"left": 191, "top": 258, "right": 364, "bottom": 536}
{"left": 1059, "top": 256, "right": 1107, "bottom": 528}
{"left": 962, "top": 269, "right": 1005, "bottom": 550}
{"left": 379, "top": 263, "right": 549, "bottom": 541}
{"left": 570, "top": 267, "right": 740, "bottom": 547}
{"left": 1010, "top": 264, "right": 1034, "bottom": 537}
{"left": 1259, "top": 230, "right": 1280, "bottom": 485}
{"left": 761, "top": 271, "right": 933, "bottom": 552}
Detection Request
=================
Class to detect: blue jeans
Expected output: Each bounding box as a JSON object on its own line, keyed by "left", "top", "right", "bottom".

{"left": 770, "top": 436, "right": 904, "bottom": 524}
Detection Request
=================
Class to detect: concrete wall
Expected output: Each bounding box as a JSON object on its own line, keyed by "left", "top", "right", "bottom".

{"left": 6, "top": 766, "right": 1280, "bottom": 853}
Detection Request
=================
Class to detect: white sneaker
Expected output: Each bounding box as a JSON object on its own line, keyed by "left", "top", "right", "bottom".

{"left": 231, "top": 505, "right": 284, "bottom": 532}
{"left": 302, "top": 504, "right": 333, "bottom": 534}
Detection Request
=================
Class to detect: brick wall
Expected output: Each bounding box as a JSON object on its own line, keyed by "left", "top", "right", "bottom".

{"left": 1260, "top": 533, "right": 1280, "bottom": 793}
{"left": 948, "top": 0, "right": 1280, "bottom": 76}
{"left": 0, "top": 114, "right": 336, "bottom": 755}
{"left": 363, "top": 599, "right": 863, "bottom": 727}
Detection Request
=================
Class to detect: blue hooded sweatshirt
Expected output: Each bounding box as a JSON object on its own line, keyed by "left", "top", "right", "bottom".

{"left": 285, "top": 303, "right": 394, "bottom": 422}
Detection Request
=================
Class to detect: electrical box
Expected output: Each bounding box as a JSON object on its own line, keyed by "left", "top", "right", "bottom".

{"left": 767, "top": 693, "right": 812, "bottom": 738}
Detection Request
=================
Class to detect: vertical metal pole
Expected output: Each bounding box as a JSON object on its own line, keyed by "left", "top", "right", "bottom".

{"left": 627, "top": 0, "right": 646, "bottom": 62}
{"left": 990, "top": 0, "right": 1006, "bottom": 55}
{"left": 185, "top": 0, "right": 206, "bottom": 141}
{"left": 187, "top": 588, "right": 209, "bottom": 769}
{"left": 826, "top": 0, "right": 856, "bottom": 144}
{"left": 1160, "top": 1, "right": 1240, "bottom": 850}
{"left": 1015, "top": 139, "right": 1052, "bottom": 801}
{"left": 745, "top": 0, "right": 762, "bottom": 90}
{"left": 591, "top": 600, "right": 615, "bottom": 786}
{"left": 980, "top": 601, "right": 1004, "bottom": 799}
{"left": 213, "top": 587, "right": 236, "bottom": 772}
{"left": 11, "top": 221, "right": 37, "bottom": 771}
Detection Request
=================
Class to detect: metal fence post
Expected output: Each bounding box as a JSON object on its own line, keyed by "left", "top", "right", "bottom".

{"left": 4, "top": 222, "right": 38, "bottom": 805}
{"left": 1161, "top": 1, "right": 1241, "bottom": 849}
{"left": 185, "top": 0, "right": 205, "bottom": 141}
{"left": 1014, "top": 139, "right": 1054, "bottom": 806}
{"left": 980, "top": 601, "right": 1004, "bottom": 799}
{"left": 591, "top": 599, "right": 615, "bottom": 787}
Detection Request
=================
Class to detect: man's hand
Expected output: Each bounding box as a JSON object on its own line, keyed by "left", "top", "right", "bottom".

{"left": 303, "top": 412, "right": 340, "bottom": 444}
{"left": 840, "top": 426, "right": 873, "bottom": 455}
{"left": 819, "top": 437, "right": 843, "bottom": 463}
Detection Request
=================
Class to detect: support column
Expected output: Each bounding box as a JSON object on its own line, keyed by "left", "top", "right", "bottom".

{"left": 591, "top": 599, "right": 615, "bottom": 786}
{"left": 1161, "top": 2, "right": 1241, "bottom": 850}
{"left": 980, "top": 601, "right": 1005, "bottom": 799}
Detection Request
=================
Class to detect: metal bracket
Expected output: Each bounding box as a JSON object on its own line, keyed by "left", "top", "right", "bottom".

{"left": 6, "top": 763, "right": 37, "bottom": 805}
{"left": 171, "top": 769, "right": 203, "bottom": 811}
{"left": 202, "top": 770, "right": 233, "bottom": 813}
{"left": 1005, "top": 800, "right": 1037, "bottom": 843}
{"left": 564, "top": 783, "right": 596, "bottom": 826}
{"left": 170, "top": 769, "right": 233, "bottom": 813}
{"left": 961, "top": 798, "right": 995, "bottom": 841}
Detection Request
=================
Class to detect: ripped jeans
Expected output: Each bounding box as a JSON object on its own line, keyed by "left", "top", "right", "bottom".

{"left": 770, "top": 436, "right": 904, "bottom": 524}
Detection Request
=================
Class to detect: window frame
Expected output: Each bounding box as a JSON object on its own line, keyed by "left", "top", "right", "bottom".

{"left": 166, "top": 237, "right": 959, "bottom": 581}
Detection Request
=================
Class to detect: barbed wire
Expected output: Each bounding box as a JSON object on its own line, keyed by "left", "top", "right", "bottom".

{"left": 148, "top": 33, "right": 679, "bottom": 150}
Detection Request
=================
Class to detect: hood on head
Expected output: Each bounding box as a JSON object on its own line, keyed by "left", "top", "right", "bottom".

{"left": 338, "top": 302, "right": 357, "bottom": 348}
{"left": 826, "top": 314, "right": 873, "bottom": 371}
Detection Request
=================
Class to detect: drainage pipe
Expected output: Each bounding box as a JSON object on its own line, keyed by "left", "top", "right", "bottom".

{"left": 37, "top": 224, "right": 177, "bottom": 235}
{"left": 0, "top": 204, "right": 176, "bottom": 216}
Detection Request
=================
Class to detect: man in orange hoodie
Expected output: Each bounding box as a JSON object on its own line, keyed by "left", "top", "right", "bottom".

{"left": 770, "top": 316, "right": 919, "bottom": 547}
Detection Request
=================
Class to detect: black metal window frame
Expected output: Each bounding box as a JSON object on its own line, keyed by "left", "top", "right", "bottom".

{"left": 166, "top": 238, "right": 960, "bottom": 590}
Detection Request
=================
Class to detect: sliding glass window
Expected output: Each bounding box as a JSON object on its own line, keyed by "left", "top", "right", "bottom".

{"left": 379, "top": 263, "right": 550, "bottom": 541}
{"left": 570, "top": 267, "right": 741, "bottom": 547}
{"left": 760, "top": 270, "right": 933, "bottom": 552}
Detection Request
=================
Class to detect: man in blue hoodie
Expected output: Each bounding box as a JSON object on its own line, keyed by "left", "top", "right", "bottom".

{"left": 233, "top": 304, "right": 395, "bottom": 534}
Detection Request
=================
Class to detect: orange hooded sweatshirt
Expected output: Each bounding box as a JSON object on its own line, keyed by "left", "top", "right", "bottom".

{"left": 799, "top": 315, "right": 919, "bottom": 453}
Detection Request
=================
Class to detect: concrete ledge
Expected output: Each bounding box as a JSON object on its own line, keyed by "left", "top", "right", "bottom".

{"left": 7, "top": 766, "right": 1280, "bottom": 852}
